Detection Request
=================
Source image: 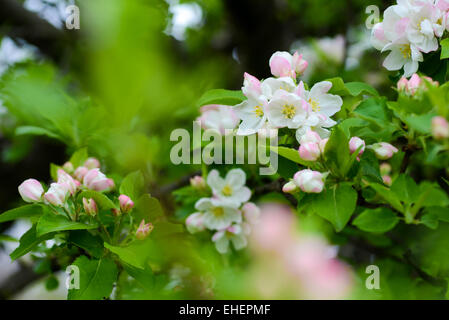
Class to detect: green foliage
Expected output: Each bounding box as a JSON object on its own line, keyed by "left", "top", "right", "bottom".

{"left": 353, "top": 208, "right": 399, "bottom": 233}
{"left": 197, "top": 89, "right": 246, "bottom": 107}
{"left": 67, "top": 256, "right": 118, "bottom": 300}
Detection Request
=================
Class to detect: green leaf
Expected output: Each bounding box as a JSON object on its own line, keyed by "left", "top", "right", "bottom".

{"left": 310, "top": 183, "right": 357, "bottom": 232}
{"left": 15, "top": 126, "right": 62, "bottom": 140}
{"left": 10, "top": 225, "right": 52, "bottom": 260}
{"left": 441, "top": 38, "right": 449, "bottom": 60}
{"left": 0, "top": 204, "right": 44, "bottom": 223}
{"left": 36, "top": 212, "right": 98, "bottom": 237}
{"left": 369, "top": 183, "right": 404, "bottom": 213}
{"left": 327, "top": 78, "right": 378, "bottom": 97}
{"left": 403, "top": 114, "right": 435, "bottom": 135}
{"left": 119, "top": 171, "right": 144, "bottom": 200}
{"left": 270, "top": 146, "right": 313, "bottom": 167}
{"left": 134, "top": 194, "right": 164, "bottom": 222}
{"left": 354, "top": 97, "right": 391, "bottom": 127}
{"left": 105, "top": 242, "right": 146, "bottom": 269}
{"left": 324, "top": 126, "right": 350, "bottom": 177}
{"left": 391, "top": 175, "right": 420, "bottom": 205}
{"left": 68, "top": 256, "right": 118, "bottom": 300}
{"left": 345, "top": 82, "right": 379, "bottom": 97}
{"left": 420, "top": 206, "right": 449, "bottom": 229}
{"left": 68, "top": 230, "right": 104, "bottom": 258}
{"left": 413, "top": 182, "right": 449, "bottom": 213}
{"left": 122, "top": 263, "right": 154, "bottom": 290}
{"left": 0, "top": 235, "right": 18, "bottom": 242}
{"left": 78, "top": 190, "right": 116, "bottom": 210}
{"left": 197, "top": 89, "right": 245, "bottom": 107}
{"left": 69, "top": 148, "right": 89, "bottom": 168}
{"left": 353, "top": 208, "right": 399, "bottom": 233}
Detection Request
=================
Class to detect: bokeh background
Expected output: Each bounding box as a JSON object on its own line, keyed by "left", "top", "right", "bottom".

{"left": 0, "top": 0, "right": 395, "bottom": 299}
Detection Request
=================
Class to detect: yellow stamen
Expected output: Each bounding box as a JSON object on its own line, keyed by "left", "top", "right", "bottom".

{"left": 308, "top": 99, "right": 320, "bottom": 112}
{"left": 253, "top": 105, "right": 264, "bottom": 117}
{"left": 399, "top": 44, "right": 411, "bottom": 59}
{"left": 212, "top": 207, "right": 224, "bottom": 217}
{"left": 282, "top": 104, "right": 296, "bottom": 119}
{"left": 222, "top": 185, "right": 233, "bottom": 196}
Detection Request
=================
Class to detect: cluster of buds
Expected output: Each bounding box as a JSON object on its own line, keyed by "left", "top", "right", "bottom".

{"left": 269, "top": 51, "right": 308, "bottom": 78}
{"left": 18, "top": 157, "right": 115, "bottom": 213}
{"left": 397, "top": 74, "right": 439, "bottom": 96}
{"left": 283, "top": 170, "right": 328, "bottom": 194}
{"left": 298, "top": 130, "right": 328, "bottom": 162}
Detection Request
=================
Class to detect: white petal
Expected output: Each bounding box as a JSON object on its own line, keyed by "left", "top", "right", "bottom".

{"left": 383, "top": 49, "right": 406, "bottom": 71}
{"left": 207, "top": 170, "right": 224, "bottom": 191}
{"left": 225, "top": 168, "right": 246, "bottom": 187}
{"left": 195, "top": 198, "right": 213, "bottom": 211}
{"left": 231, "top": 234, "right": 248, "bottom": 251}
{"left": 214, "top": 236, "right": 230, "bottom": 254}
{"left": 316, "top": 94, "right": 343, "bottom": 117}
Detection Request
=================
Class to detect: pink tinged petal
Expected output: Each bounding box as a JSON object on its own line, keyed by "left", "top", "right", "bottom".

{"left": 299, "top": 143, "right": 321, "bottom": 161}
{"left": 432, "top": 116, "right": 449, "bottom": 139}
{"left": 270, "top": 56, "right": 293, "bottom": 78}
{"left": 383, "top": 49, "right": 406, "bottom": 71}
{"left": 119, "top": 194, "right": 134, "bottom": 213}
{"left": 18, "top": 179, "right": 44, "bottom": 203}
{"left": 84, "top": 157, "right": 100, "bottom": 169}
{"left": 397, "top": 77, "right": 408, "bottom": 91}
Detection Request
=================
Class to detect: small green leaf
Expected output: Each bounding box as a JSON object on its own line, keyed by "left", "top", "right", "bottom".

{"left": 105, "top": 243, "right": 146, "bottom": 269}
{"left": 345, "top": 82, "right": 379, "bottom": 97}
{"left": 0, "top": 235, "right": 18, "bottom": 242}
{"left": 353, "top": 208, "right": 399, "bottom": 233}
{"left": 36, "top": 212, "right": 98, "bottom": 237}
{"left": 68, "top": 256, "right": 118, "bottom": 300}
{"left": 119, "top": 171, "right": 144, "bottom": 200}
{"left": 441, "top": 38, "right": 449, "bottom": 59}
{"left": 10, "top": 225, "right": 52, "bottom": 260}
{"left": 197, "top": 89, "right": 245, "bottom": 107}
{"left": 68, "top": 230, "right": 104, "bottom": 258}
{"left": 0, "top": 204, "right": 44, "bottom": 223}
{"left": 324, "top": 126, "right": 350, "bottom": 177}
{"left": 134, "top": 194, "right": 164, "bottom": 222}
{"left": 69, "top": 148, "right": 89, "bottom": 168}
{"left": 310, "top": 183, "right": 358, "bottom": 232}
{"left": 369, "top": 183, "right": 404, "bottom": 213}
{"left": 15, "top": 126, "right": 62, "bottom": 140}
{"left": 391, "top": 175, "right": 420, "bottom": 205}
{"left": 78, "top": 190, "right": 116, "bottom": 210}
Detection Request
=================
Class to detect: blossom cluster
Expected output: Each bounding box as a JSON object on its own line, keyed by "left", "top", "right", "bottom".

{"left": 197, "top": 51, "right": 344, "bottom": 144}
{"left": 185, "top": 169, "right": 260, "bottom": 254}
{"left": 371, "top": 0, "right": 449, "bottom": 77}
{"left": 283, "top": 135, "right": 399, "bottom": 194}
{"left": 17, "top": 157, "right": 152, "bottom": 241}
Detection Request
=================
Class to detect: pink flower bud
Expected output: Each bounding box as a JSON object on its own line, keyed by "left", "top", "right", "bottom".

{"left": 349, "top": 137, "right": 365, "bottom": 161}
{"left": 190, "top": 176, "right": 206, "bottom": 189}
{"left": 382, "top": 175, "right": 392, "bottom": 186}
{"left": 269, "top": 51, "right": 295, "bottom": 78}
{"left": 432, "top": 116, "right": 449, "bottom": 140}
{"left": 186, "top": 212, "right": 205, "bottom": 234}
{"left": 380, "top": 163, "right": 392, "bottom": 176}
{"left": 242, "top": 72, "right": 262, "bottom": 99}
{"left": 292, "top": 51, "right": 308, "bottom": 75}
{"left": 118, "top": 194, "right": 134, "bottom": 213}
{"left": 299, "top": 142, "right": 321, "bottom": 161}
{"left": 293, "top": 170, "right": 326, "bottom": 194}
{"left": 282, "top": 181, "right": 298, "bottom": 194}
{"left": 242, "top": 202, "right": 260, "bottom": 224}
{"left": 74, "top": 166, "right": 89, "bottom": 181}
{"left": 397, "top": 77, "right": 408, "bottom": 91}
{"left": 370, "top": 143, "right": 399, "bottom": 160}
{"left": 44, "top": 182, "right": 69, "bottom": 207}
{"left": 83, "top": 169, "right": 115, "bottom": 192}
{"left": 84, "top": 157, "right": 101, "bottom": 170}
{"left": 83, "top": 198, "right": 98, "bottom": 216}
{"left": 62, "top": 162, "right": 74, "bottom": 173}
{"left": 407, "top": 73, "right": 421, "bottom": 95}
{"left": 319, "top": 138, "right": 329, "bottom": 153}
{"left": 136, "top": 219, "right": 153, "bottom": 240}
{"left": 299, "top": 130, "right": 322, "bottom": 145}
{"left": 57, "top": 169, "right": 78, "bottom": 195}
{"left": 18, "top": 179, "right": 44, "bottom": 203}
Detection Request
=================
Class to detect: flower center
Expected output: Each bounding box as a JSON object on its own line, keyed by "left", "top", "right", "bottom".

{"left": 308, "top": 99, "right": 320, "bottom": 112}
{"left": 222, "top": 185, "right": 233, "bottom": 196}
{"left": 282, "top": 104, "right": 296, "bottom": 119}
{"left": 253, "top": 105, "right": 264, "bottom": 118}
{"left": 399, "top": 44, "right": 411, "bottom": 59}
{"left": 212, "top": 207, "right": 225, "bottom": 217}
